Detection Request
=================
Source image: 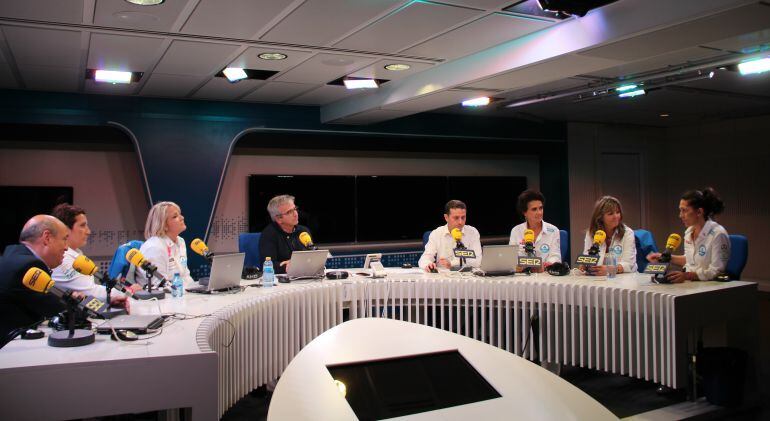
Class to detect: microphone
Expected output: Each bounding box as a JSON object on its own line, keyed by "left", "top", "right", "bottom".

{"left": 588, "top": 230, "right": 606, "bottom": 256}
{"left": 299, "top": 232, "right": 317, "bottom": 250}
{"left": 125, "top": 248, "right": 171, "bottom": 288}
{"left": 22, "top": 267, "right": 108, "bottom": 318}
{"left": 451, "top": 228, "right": 465, "bottom": 249}
{"left": 523, "top": 229, "right": 536, "bottom": 256}
{"left": 72, "top": 255, "right": 134, "bottom": 296}
{"left": 191, "top": 238, "right": 213, "bottom": 261}
{"left": 660, "top": 233, "right": 682, "bottom": 263}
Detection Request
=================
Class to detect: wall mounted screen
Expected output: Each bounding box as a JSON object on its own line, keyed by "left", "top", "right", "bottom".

{"left": 248, "top": 175, "right": 526, "bottom": 243}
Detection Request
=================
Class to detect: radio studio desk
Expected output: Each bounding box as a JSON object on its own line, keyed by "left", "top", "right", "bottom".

{"left": 0, "top": 270, "right": 758, "bottom": 420}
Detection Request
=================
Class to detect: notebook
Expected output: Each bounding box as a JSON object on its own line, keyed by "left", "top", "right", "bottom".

{"left": 286, "top": 250, "right": 328, "bottom": 279}
{"left": 187, "top": 252, "right": 245, "bottom": 293}
{"left": 477, "top": 245, "right": 517, "bottom": 276}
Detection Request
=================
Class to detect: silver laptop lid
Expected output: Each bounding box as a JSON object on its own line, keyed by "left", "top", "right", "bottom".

{"left": 206, "top": 252, "right": 245, "bottom": 291}
{"left": 96, "top": 314, "right": 163, "bottom": 331}
{"left": 287, "top": 250, "right": 328, "bottom": 278}
{"left": 480, "top": 245, "right": 517, "bottom": 273}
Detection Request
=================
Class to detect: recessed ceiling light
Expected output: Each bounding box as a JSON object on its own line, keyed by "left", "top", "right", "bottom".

{"left": 258, "top": 52, "right": 287, "bottom": 60}
{"left": 124, "top": 0, "right": 164, "bottom": 5}
{"left": 343, "top": 78, "right": 378, "bottom": 89}
{"left": 461, "top": 97, "right": 491, "bottom": 107}
{"left": 660, "top": 113, "right": 670, "bottom": 117}
{"left": 384, "top": 63, "right": 411, "bottom": 71}
{"left": 94, "top": 70, "right": 133, "bottom": 84}
{"left": 222, "top": 67, "right": 248, "bottom": 83}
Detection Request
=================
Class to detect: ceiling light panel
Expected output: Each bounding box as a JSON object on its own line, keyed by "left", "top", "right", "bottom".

{"left": 334, "top": 1, "right": 479, "bottom": 54}
{"left": 181, "top": 0, "right": 288, "bottom": 39}
{"left": 261, "top": 0, "right": 402, "bottom": 46}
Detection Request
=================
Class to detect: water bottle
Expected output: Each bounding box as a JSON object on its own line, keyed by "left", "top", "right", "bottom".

{"left": 263, "top": 257, "right": 274, "bottom": 287}
{"left": 172, "top": 272, "right": 184, "bottom": 297}
{"left": 606, "top": 253, "right": 617, "bottom": 279}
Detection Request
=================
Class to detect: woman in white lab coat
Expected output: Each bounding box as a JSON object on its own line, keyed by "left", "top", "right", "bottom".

{"left": 582, "top": 196, "right": 637, "bottom": 276}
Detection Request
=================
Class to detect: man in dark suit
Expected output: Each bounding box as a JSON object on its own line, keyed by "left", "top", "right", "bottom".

{"left": 0, "top": 215, "right": 71, "bottom": 347}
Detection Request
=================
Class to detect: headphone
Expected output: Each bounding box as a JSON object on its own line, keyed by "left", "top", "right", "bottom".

{"left": 547, "top": 262, "right": 570, "bottom": 276}
{"left": 325, "top": 270, "right": 349, "bottom": 280}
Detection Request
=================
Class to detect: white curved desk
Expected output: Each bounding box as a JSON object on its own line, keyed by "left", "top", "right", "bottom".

{"left": 0, "top": 271, "right": 757, "bottom": 420}
{"left": 268, "top": 318, "right": 618, "bottom": 421}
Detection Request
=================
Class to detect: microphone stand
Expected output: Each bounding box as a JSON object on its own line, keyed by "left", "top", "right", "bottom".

{"left": 133, "top": 270, "right": 166, "bottom": 300}
{"left": 48, "top": 295, "right": 95, "bottom": 347}
{"left": 523, "top": 244, "right": 536, "bottom": 275}
{"left": 102, "top": 277, "right": 128, "bottom": 318}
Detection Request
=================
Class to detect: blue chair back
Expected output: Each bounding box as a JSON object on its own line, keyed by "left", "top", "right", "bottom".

{"left": 422, "top": 230, "right": 431, "bottom": 248}
{"left": 726, "top": 234, "right": 748, "bottom": 280}
{"left": 239, "top": 232, "right": 262, "bottom": 269}
{"left": 559, "top": 230, "right": 569, "bottom": 263}
{"left": 108, "top": 240, "right": 144, "bottom": 279}
{"left": 634, "top": 229, "right": 658, "bottom": 272}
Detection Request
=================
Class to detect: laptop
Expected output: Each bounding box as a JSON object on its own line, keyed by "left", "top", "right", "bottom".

{"left": 187, "top": 252, "right": 245, "bottom": 293}
{"left": 286, "top": 250, "right": 328, "bottom": 279}
{"left": 477, "top": 245, "right": 517, "bottom": 276}
{"left": 96, "top": 314, "right": 164, "bottom": 333}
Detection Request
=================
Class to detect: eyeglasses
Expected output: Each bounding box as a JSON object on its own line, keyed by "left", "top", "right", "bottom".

{"left": 278, "top": 206, "right": 299, "bottom": 217}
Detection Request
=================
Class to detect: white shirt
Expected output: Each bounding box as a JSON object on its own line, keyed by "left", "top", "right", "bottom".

{"left": 419, "top": 225, "right": 482, "bottom": 270}
{"left": 52, "top": 247, "right": 118, "bottom": 300}
{"left": 137, "top": 236, "right": 195, "bottom": 287}
{"left": 508, "top": 221, "right": 562, "bottom": 264}
{"left": 582, "top": 225, "right": 638, "bottom": 273}
{"left": 683, "top": 219, "right": 730, "bottom": 281}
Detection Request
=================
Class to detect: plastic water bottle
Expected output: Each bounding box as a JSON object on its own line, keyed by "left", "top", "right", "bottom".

{"left": 263, "top": 257, "right": 274, "bottom": 287}
{"left": 606, "top": 253, "right": 617, "bottom": 279}
{"left": 172, "top": 272, "right": 184, "bottom": 297}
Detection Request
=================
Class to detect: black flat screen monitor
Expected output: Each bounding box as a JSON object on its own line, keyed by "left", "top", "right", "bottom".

{"left": 326, "top": 350, "right": 501, "bottom": 420}
{"left": 0, "top": 186, "right": 73, "bottom": 255}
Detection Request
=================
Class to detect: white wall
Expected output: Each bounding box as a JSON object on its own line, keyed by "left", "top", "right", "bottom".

{"left": 208, "top": 150, "right": 540, "bottom": 253}
{"left": 568, "top": 115, "right": 770, "bottom": 283}
{"left": 0, "top": 148, "right": 149, "bottom": 259}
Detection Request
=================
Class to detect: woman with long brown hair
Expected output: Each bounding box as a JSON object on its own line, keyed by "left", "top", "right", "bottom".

{"left": 582, "top": 196, "right": 637, "bottom": 276}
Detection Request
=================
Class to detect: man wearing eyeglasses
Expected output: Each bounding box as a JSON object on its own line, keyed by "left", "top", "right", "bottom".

{"left": 258, "top": 194, "right": 313, "bottom": 274}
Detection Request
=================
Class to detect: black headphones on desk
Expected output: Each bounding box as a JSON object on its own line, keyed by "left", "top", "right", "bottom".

{"left": 325, "top": 270, "right": 349, "bottom": 280}
{"left": 547, "top": 262, "right": 570, "bottom": 276}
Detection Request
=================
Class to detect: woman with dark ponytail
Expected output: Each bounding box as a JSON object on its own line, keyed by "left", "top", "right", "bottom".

{"left": 648, "top": 187, "right": 730, "bottom": 282}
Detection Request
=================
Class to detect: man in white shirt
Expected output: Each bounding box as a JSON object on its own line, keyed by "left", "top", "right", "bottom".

{"left": 419, "top": 200, "right": 482, "bottom": 272}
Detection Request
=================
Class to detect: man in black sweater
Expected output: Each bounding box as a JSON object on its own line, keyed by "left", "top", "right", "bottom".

{"left": 258, "top": 195, "right": 312, "bottom": 275}
{"left": 0, "top": 215, "right": 71, "bottom": 347}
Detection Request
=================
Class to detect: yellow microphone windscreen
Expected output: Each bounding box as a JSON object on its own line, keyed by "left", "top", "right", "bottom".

{"left": 666, "top": 233, "right": 682, "bottom": 250}
{"left": 22, "top": 267, "right": 53, "bottom": 293}
{"left": 523, "top": 229, "right": 535, "bottom": 244}
{"left": 126, "top": 248, "right": 145, "bottom": 267}
{"left": 593, "top": 230, "right": 607, "bottom": 244}
{"left": 72, "top": 255, "right": 98, "bottom": 276}
{"left": 191, "top": 238, "right": 209, "bottom": 256}
{"left": 451, "top": 228, "right": 463, "bottom": 242}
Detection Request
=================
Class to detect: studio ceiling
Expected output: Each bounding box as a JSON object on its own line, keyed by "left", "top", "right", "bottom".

{"left": 0, "top": 0, "right": 768, "bottom": 127}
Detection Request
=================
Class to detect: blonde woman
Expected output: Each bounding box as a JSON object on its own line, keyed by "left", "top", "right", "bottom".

{"left": 137, "top": 201, "right": 195, "bottom": 287}
{"left": 582, "top": 196, "right": 637, "bottom": 275}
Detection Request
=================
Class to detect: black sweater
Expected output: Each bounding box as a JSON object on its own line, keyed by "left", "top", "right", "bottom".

{"left": 258, "top": 222, "right": 312, "bottom": 274}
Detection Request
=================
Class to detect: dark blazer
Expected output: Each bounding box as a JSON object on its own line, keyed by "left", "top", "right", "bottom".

{"left": 0, "top": 244, "right": 65, "bottom": 342}
{"left": 258, "top": 222, "right": 312, "bottom": 274}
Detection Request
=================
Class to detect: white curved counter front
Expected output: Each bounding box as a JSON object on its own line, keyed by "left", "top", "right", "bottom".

{"left": 0, "top": 270, "right": 757, "bottom": 420}
{"left": 268, "top": 317, "right": 618, "bottom": 421}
